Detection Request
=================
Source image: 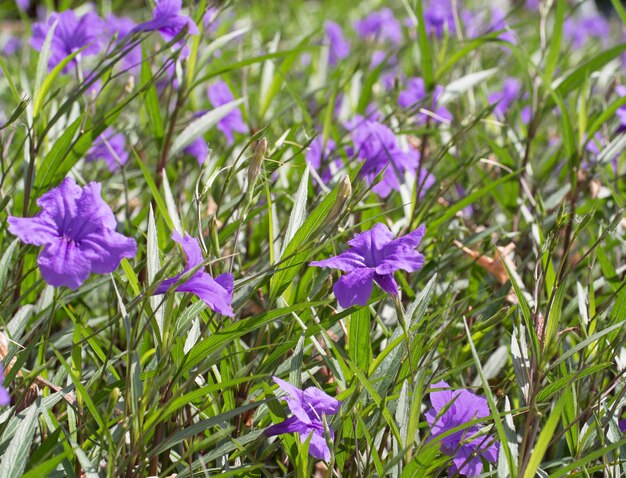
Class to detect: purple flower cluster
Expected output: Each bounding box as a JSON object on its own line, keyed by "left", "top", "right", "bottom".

{"left": 427, "top": 381, "right": 499, "bottom": 476}
{"left": 266, "top": 377, "right": 341, "bottom": 461}
{"left": 424, "top": 0, "right": 455, "bottom": 38}
{"left": 354, "top": 8, "right": 402, "bottom": 45}
{"left": 312, "top": 223, "right": 426, "bottom": 308}
{"left": 8, "top": 178, "right": 137, "bottom": 289}
{"left": 563, "top": 15, "right": 609, "bottom": 50}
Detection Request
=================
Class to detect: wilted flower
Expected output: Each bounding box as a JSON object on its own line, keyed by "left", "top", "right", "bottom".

{"left": 184, "top": 137, "right": 209, "bottom": 165}
{"left": 487, "top": 78, "right": 521, "bottom": 118}
{"left": 324, "top": 21, "right": 350, "bottom": 65}
{"left": 8, "top": 177, "right": 137, "bottom": 289}
{"left": 86, "top": 127, "right": 129, "bottom": 171}
{"left": 0, "top": 363, "right": 9, "bottom": 407}
{"left": 311, "top": 223, "right": 426, "bottom": 308}
{"left": 398, "top": 77, "right": 452, "bottom": 124}
{"left": 135, "top": 0, "right": 199, "bottom": 54}
{"left": 427, "top": 381, "right": 499, "bottom": 477}
{"left": 207, "top": 81, "right": 247, "bottom": 145}
{"left": 348, "top": 117, "right": 419, "bottom": 197}
{"left": 265, "top": 377, "right": 341, "bottom": 461}
{"left": 354, "top": 8, "right": 402, "bottom": 45}
{"left": 424, "top": 0, "right": 455, "bottom": 38}
{"left": 154, "top": 232, "right": 235, "bottom": 317}
{"left": 30, "top": 10, "right": 105, "bottom": 72}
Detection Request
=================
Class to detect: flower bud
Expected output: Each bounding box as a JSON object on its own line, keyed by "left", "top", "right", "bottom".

{"left": 327, "top": 175, "right": 352, "bottom": 222}
{"left": 248, "top": 137, "right": 267, "bottom": 186}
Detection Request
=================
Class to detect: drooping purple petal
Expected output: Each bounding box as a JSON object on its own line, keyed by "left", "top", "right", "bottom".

{"left": 333, "top": 268, "right": 375, "bottom": 308}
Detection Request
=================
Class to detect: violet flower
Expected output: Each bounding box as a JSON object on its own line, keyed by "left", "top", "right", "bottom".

{"left": 184, "top": 137, "right": 209, "bottom": 165}
{"left": 203, "top": 7, "right": 221, "bottom": 34}
{"left": 8, "top": 178, "right": 137, "bottom": 289}
{"left": 348, "top": 117, "right": 419, "bottom": 197}
{"left": 311, "top": 223, "right": 426, "bottom": 308}
{"left": 85, "top": 127, "right": 129, "bottom": 172}
{"left": 487, "top": 78, "right": 521, "bottom": 118}
{"left": 620, "top": 419, "right": 626, "bottom": 433}
{"left": 2, "top": 37, "right": 21, "bottom": 56}
{"left": 489, "top": 8, "right": 516, "bottom": 44}
{"left": 16, "top": 0, "right": 30, "bottom": 11}
{"left": 154, "top": 232, "right": 234, "bottom": 317}
{"left": 107, "top": 14, "right": 141, "bottom": 71}
{"left": 134, "top": 0, "right": 199, "bottom": 54}
{"left": 265, "top": 377, "right": 341, "bottom": 461}
{"left": 563, "top": 15, "right": 609, "bottom": 50}
{"left": 30, "top": 10, "right": 106, "bottom": 73}
{"left": 0, "top": 363, "right": 9, "bottom": 407}
{"left": 424, "top": 0, "right": 455, "bottom": 38}
{"left": 354, "top": 8, "right": 402, "bottom": 45}
{"left": 324, "top": 21, "right": 350, "bottom": 65}
{"left": 427, "top": 381, "right": 499, "bottom": 477}
{"left": 398, "top": 77, "right": 452, "bottom": 124}
{"left": 615, "top": 85, "right": 626, "bottom": 133}
{"left": 207, "top": 81, "right": 247, "bottom": 145}
{"left": 306, "top": 137, "right": 344, "bottom": 184}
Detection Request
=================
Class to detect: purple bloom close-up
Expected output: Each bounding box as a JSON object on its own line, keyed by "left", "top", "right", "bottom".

{"left": 265, "top": 377, "right": 341, "bottom": 461}
{"left": 8, "top": 177, "right": 137, "bottom": 289}
{"left": 30, "top": 10, "right": 106, "bottom": 73}
{"left": 324, "top": 21, "right": 350, "bottom": 65}
{"left": 207, "top": 80, "right": 247, "bottom": 145}
{"left": 426, "top": 381, "right": 499, "bottom": 477}
{"left": 398, "top": 77, "right": 452, "bottom": 124}
{"left": 154, "top": 232, "right": 234, "bottom": 317}
{"left": 424, "top": 0, "right": 456, "bottom": 38}
{"left": 488, "top": 78, "right": 521, "bottom": 118}
{"left": 354, "top": 8, "right": 402, "bottom": 45}
{"left": 85, "top": 127, "right": 129, "bottom": 172}
{"left": 184, "top": 137, "right": 209, "bottom": 165}
{"left": 347, "top": 117, "right": 421, "bottom": 197}
{"left": 311, "top": 223, "right": 426, "bottom": 308}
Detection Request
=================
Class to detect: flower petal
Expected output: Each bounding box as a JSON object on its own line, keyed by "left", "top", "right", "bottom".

{"left": 7, "top": 214, "right": 58, "bottom": 246}
{"left": 333, "top": 268, "right": 375, "bottom": 308}
{"left": 375, "top": 251, "right": 425, "bottom": 275}
{"left": 303, "top": 387, "right": 341, "bottom": 416}
{"left": 265, "top": 415, "right": 309, "bottom": 437}
{"left": 38, "top": 237, "right": 92, "bottom": 289}
{"left": 272, "top": 376, "right": 310, "bottom": 425}
{"left": 172, "top": 231, "right": 204, "bottom": 271}
{"left": 79, "top": 229, "right": 137, "bottom": 274}
{"left": 178, "top": 272, "right": 234, "bottom": 317}
{"left": 306, "top": 429, "right": 331, "bottom": 461}
{"left": 310, "top": 250, "right": 367, "bottom": 272}
{"left": 373, "top": 273, "right": 398, "bottom": 295}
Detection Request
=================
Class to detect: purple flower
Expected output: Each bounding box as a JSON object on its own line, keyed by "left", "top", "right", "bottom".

{"left": 306, "top": 137, "right": 344, "bottom": 184}
{"left": 30, "top": 10, "right": 105, "bottom": 73}
{"left": 620, "top": 419, "right": 626, "bottom": 433}
{"left": 184, "top": 137, "right": 209, "bottom": 165}
{"left": 427, "top": 381, "right": 499, "bottom": 477}
{"left": 8, "top": 178, "right": 137, "bottom": 289}
{"left": 265, "top": 377, "right": 341, "bottom": 461}
{"left": 489, "top": 8, "right": 516, "bottom": 44}
{"left": 203, "top": 7, "right": 221, "bottom": 34}
{"left": 154, "top": 232, "right": 234, "bottom": 317}
{"left": 107, "top": 14, "right": 141, "bottom": 71}
{"left": 0, "top": 363, "right": 10, "bottom": 407}
{"left": 398, "top": 77, "right": 452, "bottom": 124}
{"left": 354, "top": 8, "right": 402, "bottom": 45}
{"left": 2, "top": 37, "right": 21, "bottom": 56}
{"left": 86, "top": 128, "right": 129, "bottom": 172}
{"left": 311, "top": 223, "right": 426, "bottom": 308}
{"left": 424, "top": 0, "right": 455, "bottom": 38}
{"left": 348, "top": 117, "right": 420, "bottom": 197}
{"left": 564, "top": 15, "right": 609, "bottom": 50}
{"left": 16, "top": 0, "right": 30, "bottom": 11}
{"left": 324, "top": 21, "right": 350, "bottom": 65}
{"left": 207, "top": 81, "right": 247, "bottom": 145}
{"left": 135, "top": 0, "right": 199, "bottom": 54}
{"left": 487, "top": 78, "right": 521, "bottom": 118}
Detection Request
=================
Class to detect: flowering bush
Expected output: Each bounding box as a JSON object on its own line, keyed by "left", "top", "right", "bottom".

{"left": 0, "top": 0, "right": 625, "bottom": 476}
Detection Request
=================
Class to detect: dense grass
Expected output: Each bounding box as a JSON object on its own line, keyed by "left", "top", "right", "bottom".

{"left": 0, "top": 0, "right": 625, "bottom": 476}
